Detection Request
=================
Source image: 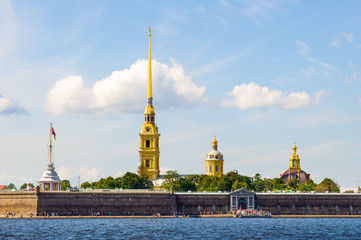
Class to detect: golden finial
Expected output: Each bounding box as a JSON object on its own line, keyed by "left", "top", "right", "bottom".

{"left": 149, "top": 26, "right": 151, "bottom": 36}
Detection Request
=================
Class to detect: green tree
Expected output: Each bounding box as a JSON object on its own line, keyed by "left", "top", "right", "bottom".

{"left": 161, "top": 170, "right": 182, "bottom": 191}
{"left": 20, "top": 183, "right": 34, "bottom": 189}
{"left": 232, "top": 180, "right": 248, "bottom": 190}
{"left": 272, "top": 178, "right": 286, "bottom": 190}
{"left": 287, "top": 179, "right": 299, "bottom": 191}
{"left": 7, "top": 183, "right": 16, "bottom": 190}
{"left": 297, "top": 179, "right": 317, "bottom": 192}
{"left": 80, "top": 181, "right": 91, "bottom": 189}
{"left": 178, "top": 176, "right": 197, "bottom": 192}
{"left": 315, "top": 178, "right": 340, "bottom": 193}
{"left": 121, "top": 172, "right": 153, "bottom": 189}
{"left": 197, "top": 175, "right": 219, "bottom": 192}
{"left": 61, "top": 180, "right": 71, "bottom": 190}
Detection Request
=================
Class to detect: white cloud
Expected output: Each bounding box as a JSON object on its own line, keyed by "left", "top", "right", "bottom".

{"left": 78, "top": 167, "right": 99, "bottom": 182}
{"left": 329, "top": 32, "right": 354, "bottom": 47}
{"left": 222, "top": 82, "right": 322, "bottom": 110}
{"left": 58, "top": 167, "right": 74, "bottom": 180}
{"left": 0, "top": 95, "right": 27, "bottom": 115}
{"left": 45, "top": 59, "right": 206, "bottom": 116}
{"left": 343, "top": 62, "right": 357, "bottom": 83}
{"left": 113, "top": 171, "right": 123, "bottom": 178}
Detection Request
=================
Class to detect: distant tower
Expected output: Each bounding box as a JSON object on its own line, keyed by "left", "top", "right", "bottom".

{"left": 280, "top": 141, "right": 310, "bottom": 183}
{"left": 38, "top": 123, "right": 61, "bottom": 191}
{"left": 137, "top": 27, "right": 160, "bottom": 180}
{"left": 206, "top": 137, "right": 224, "bottom": 177}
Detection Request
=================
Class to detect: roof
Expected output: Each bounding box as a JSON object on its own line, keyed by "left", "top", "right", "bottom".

{"left": 0, "top": 185, "right": 10, "bottom": 190}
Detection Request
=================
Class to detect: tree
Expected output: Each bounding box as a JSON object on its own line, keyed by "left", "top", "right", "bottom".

{"left": 232, "top": 180, "right": 248, "bottom": 191}
{"left": 121, "top": 172, "right": 153, "bottom": 189}
{"left": 161, "top": 170, "right": 182, "bottom": 191}
{"left": 61, "top": 180, "right": 71, "bottom": 190}
{"left": 287, "top": 179, "right": 299, "bottom": 191}
{"left": 315, "top": 178, "right": 340, "bottom": 193}
{"left": 297, "top": 179, "right": 317, "bottom": 192}
{"left": 20, "top": 183, "right": 34, "bottom": 189}
{"left": 80, "top": 181, "right": 91, "bottom": 189}
{"left": 7, "top": 183, "right": 16, "bottom": 190}
{"left": 272, "top": 178, "right": 286, "bottom": 190}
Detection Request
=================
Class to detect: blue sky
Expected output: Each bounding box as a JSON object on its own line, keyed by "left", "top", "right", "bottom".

{"left": 1, "top": 0, "right": 361, "bottom": 190}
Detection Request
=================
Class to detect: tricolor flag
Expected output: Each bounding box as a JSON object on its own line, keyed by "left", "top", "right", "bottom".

{"left": 52, "top": 126, "right": 56, "bottom": 140}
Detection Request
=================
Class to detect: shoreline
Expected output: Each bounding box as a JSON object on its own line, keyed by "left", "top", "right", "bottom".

{"left": 1, "top": 214, "right": 361, "bottom": 219}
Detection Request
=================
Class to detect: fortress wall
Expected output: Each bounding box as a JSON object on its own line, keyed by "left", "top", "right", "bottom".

{"left": 175, "top": 194, "right": 230, "bottom": 214}
{"left": 37, "top": 191, "right": 176, "bottom": 216}
{"left": 256, "top": 194, "right": 361, "bottom": 215}
{"left": 0, "top": 192, "right": 37, "bottom": 216}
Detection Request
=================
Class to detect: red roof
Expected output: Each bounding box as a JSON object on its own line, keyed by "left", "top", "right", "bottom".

{"left": 0, "top": 185, "right": 10, "bottom": 190}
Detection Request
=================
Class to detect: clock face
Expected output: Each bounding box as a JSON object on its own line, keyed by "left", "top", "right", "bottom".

{"left": 145, "top": 127, "right": 151, "bottom": 133}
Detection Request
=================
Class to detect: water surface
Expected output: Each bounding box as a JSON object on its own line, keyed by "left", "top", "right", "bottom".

{"left": 1, "top": 218, "right": 360, "bottom": 239}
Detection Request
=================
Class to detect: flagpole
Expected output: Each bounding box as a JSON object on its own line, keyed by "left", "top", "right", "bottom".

{"left": 49, "top": 123, "right": 52, "bottom": 163}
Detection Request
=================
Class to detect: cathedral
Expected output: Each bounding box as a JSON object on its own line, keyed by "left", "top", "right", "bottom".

{"left": 137, "top": 28, "right": 161, "bottom": 181}
{"left": 137, "top": 29, "right": 224, "bottom": 187}
{"left": 280, "top": 142, "right": 310, "bottom": 183}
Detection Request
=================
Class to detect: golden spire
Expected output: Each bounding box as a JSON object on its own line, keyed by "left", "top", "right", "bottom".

{"left": 293, "top": 140, "right": 297, "bottom": 154}
{"left": 147, "top": 26, "right": 152, "bottom": 101}
{"left": 212, "top": 136, "right": 218, "bottom": 151}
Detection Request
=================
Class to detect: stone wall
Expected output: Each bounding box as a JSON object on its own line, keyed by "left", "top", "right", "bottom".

{"left": 256, "top": 193, "right": 361, "bottom": 215}
{"left": 37, "top": 191, "right": 176, "bottom": 216}
{"left": 2, "top": 191, "right": 361, "bottom": 216}
{"left": 175, "top": 193, "right": 229, "bottom": 214}
{"left": 0, "top": 192, "right": 37, "bottom": 216}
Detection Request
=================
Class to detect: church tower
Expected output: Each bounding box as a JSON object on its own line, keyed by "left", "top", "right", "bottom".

{"left": 206, "top": 137, "right": 224, "bottom": 177}
{"left": 137, "top": 27, "right": 160, "bottom": 180}
{"left": 280, "top": 141, "right": 310, "bottom": 183}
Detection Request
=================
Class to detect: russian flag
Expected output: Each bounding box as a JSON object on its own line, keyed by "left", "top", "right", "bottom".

{"left": 52, "top": 127, "right": 56, "bottom": 140}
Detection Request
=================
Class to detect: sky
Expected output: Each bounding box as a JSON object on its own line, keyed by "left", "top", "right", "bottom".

{"left": 1, "top": 0, "right": 361, "bottom": 189}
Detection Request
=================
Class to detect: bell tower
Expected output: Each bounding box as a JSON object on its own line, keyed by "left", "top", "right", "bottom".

{"left": 288, "top": 141, "right": 301, "bottom": 182}
{"left": 138, "top": 27, "right": 160, "bottom": 180}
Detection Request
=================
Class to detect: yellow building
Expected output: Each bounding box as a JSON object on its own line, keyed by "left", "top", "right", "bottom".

{"left": 206, "top": 137, "right": 224, "bottom": 177}
{"left": 137, "top": 28, "right": 160, "bottom": 180}
{"left": 280, "top": 141, "right": 310, "bottom": 183}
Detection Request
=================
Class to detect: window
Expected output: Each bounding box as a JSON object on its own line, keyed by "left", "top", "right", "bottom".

{"left": 147, "top": 116, "right": 150, "bottom": 122}
{"left": 293, "top": 160, "right": 296, "bottom": 166}
{"left": 151, "top": 116, "right": 154, "bottom": 122}
{"left": 146, "top": 140, "right": 150, "bottom": 148}
{"left": 215, "top": 166, "right": 218, "bottom": 172}
{"left": 146, "top": 160, "right": 150, "bottom": 168}
{"left": 221, "top": 166, "right": 223, "bottom": 172}
{"left": 210, "top": 166, "right": 212, "bottom": 172}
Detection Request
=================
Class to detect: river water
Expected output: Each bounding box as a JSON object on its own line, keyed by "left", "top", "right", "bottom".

{"left": 1, "top": 217, "right": 360, "bottom": 239}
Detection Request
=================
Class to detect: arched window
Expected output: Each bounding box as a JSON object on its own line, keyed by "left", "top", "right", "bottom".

{"left": 146, "top": 140, "right": 150, "bottom": 148}
{"left": 221, "top": 166, "right": 223, "bottom": 172}
{"left": 146, "top": 160, "right": 150, "bottom": 168}
{"left": 216, "top": 166, "right": 218, "bottom": 172}
{"left": 151, "top": 116, "right": 154, "bottom": 122}
{"left": 147, "top": 116, "right": 150, "bottom": 122}
{"left": 210, "top": 166, "right": 212, "bottom": 172}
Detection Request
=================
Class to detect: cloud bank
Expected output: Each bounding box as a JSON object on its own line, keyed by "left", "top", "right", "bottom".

{"left": 45, "top": 59, "right": 206, "bottom": 115}
{"left": 0, "top": 95, "right": 27, "bottom": 115}
{"left": 222, "top": 82, "right": 323, "bottom": 110}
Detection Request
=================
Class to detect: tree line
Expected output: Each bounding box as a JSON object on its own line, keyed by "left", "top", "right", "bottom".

{"left": 8, "top": 170, "right": 344, "bottom": 193}
{"left": 160, "top": 170, "right": 341, "bottom": 193}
